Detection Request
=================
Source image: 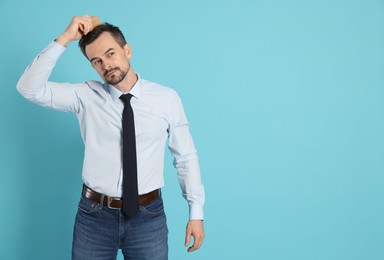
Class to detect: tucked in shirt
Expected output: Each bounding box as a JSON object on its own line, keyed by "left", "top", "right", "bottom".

{"left": 17, "top": 41, "right": 205, "bottom": 220}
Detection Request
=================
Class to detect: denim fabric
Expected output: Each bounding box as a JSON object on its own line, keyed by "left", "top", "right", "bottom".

{"left": 72, "top": 195, "right": 168, "bottom": 260}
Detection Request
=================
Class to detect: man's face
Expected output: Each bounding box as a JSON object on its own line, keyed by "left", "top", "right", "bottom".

{"left": 85, "top": 32, "right": 132, "bottom": 86}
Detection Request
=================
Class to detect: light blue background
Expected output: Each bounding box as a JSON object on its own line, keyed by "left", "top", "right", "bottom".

{"left": 1, "top": 0, "right": 384, "bottom": 259}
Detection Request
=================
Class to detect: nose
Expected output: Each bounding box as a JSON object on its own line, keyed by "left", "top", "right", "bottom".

{"left": 103, "top": 61, "right": 112, "bottom": 71}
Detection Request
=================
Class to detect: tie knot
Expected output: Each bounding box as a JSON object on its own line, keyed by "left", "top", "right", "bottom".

{"left": 120, "top": 93, "right": 133, "bottom": 104}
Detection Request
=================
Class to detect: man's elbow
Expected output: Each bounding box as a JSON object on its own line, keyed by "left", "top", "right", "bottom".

{"left": 16, "top": 77, "right": 30, "bottom": 98}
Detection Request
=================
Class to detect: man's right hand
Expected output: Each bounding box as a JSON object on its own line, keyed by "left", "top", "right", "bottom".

{"left": 56, "top": 15, "right": 93, "bottom": 47}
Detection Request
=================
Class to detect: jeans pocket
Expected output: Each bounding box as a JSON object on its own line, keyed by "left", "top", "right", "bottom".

{"left": 78, "top": 195, "right": 101, "bottom": 214}
{"left": 140, "top": 198, "right": 164, "bottom": 216}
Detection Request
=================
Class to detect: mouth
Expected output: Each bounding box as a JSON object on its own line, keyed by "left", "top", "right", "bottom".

{"left": 105, "top": 68, "right": 119, "bottom": 77}
{"left": 106, "top": 70, "right": 116, "bottom": 77}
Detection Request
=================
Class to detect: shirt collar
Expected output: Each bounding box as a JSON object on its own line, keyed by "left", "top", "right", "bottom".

{"left": 108, "top": 73, "right": 142, "bottom": 102}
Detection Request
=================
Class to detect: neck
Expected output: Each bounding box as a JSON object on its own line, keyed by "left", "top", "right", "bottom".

{"left": 114, "top": 67, "right": 138, "bottom": 92}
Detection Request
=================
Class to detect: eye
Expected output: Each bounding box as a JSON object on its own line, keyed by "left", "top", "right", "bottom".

{"left": 107, "top": 52, "right": 114, "bottom": 57}
{"left": 92, "top": 59, "right": 101, "bottom": 66}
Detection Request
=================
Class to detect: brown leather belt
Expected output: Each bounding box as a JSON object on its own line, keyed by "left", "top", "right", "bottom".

{"left": 82, "top": 185, "right": 161, "bottom": 209}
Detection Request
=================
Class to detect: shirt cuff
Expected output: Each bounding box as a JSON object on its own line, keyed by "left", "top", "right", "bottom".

{"left": 41, "top": 40, "right": 66, "bottom": 61}
{"left": 189, "top": 203, "right": 204, "bottom": 220}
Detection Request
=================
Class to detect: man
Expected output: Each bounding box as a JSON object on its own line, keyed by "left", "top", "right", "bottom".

{"left": 17, "top": 15, "right": 205, "bottom": 259}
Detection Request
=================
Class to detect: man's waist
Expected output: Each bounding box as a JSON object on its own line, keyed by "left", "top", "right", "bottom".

{"left": 82, "top": 185, "right": 161, "bottom": 209}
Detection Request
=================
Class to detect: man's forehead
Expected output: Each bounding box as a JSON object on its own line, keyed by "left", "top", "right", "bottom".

{"left": 86, "top": 34, "right": 120, "bottom": 58}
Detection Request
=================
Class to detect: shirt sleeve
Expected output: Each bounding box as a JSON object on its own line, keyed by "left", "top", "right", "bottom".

{"left": 16, "top": 41, "right": 81, "bottom": 114}
{"left": 167, "top": 91, "right": 205, "bottom": 220}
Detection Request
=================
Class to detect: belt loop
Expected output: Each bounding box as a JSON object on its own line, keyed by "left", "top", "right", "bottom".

{"left": 99, "top": 194, "right": 105, "bottom": 209}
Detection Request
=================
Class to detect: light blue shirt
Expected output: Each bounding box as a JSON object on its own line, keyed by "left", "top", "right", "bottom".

{"left": 17, "top": 41, "right": 204, "bottom": 220}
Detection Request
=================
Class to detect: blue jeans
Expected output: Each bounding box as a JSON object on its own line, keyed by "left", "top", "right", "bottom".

{"left": 72, "top": 194, "right": 168, "bottom": 260}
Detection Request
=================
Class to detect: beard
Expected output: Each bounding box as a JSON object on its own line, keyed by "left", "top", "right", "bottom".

{"left": 104, "top": 67, "right": 128, "bottom": 85}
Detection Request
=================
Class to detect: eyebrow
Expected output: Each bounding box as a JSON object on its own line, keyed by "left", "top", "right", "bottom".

{"left": 90, "top": 48, "right": 115, "bottom": 63}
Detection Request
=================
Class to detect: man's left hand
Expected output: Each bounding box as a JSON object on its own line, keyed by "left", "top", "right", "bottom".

{"left": 185, "top": 220, "right": 204, "bottom": 252}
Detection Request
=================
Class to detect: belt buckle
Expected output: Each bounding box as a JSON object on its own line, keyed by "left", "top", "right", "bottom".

{"left": 106, "top": 196, "right": 119, "bottom": 209}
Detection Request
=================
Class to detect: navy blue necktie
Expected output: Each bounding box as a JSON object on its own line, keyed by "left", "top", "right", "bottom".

{"left": 120, "top": 93, "right": 139, "bottom": 217}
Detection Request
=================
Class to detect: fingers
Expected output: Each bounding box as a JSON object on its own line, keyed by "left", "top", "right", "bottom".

{"left": 185, "top": 220, "right": 205, "bottom": 253}
{"left": 67, "top": 15, "right": 93, "bottom": 37}
{"left": 77, "top": 15, "right": 93, "bottom": 35}
{"left": 184, "top": 228, "right": 191, "bottom": 249}
{"left": 56, "top": 15, "right": 94, "bottom": 47}
{"left": 187, "top": 231, "right": 204, "bottom": 252}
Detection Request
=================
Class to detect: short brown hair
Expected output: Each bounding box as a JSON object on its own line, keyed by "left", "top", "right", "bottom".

{"left": 79, "top": 23, "right": 127, "bottom": 58}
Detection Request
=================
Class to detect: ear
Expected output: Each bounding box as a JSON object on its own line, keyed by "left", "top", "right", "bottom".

{"left": 124, "top": 44, "right": 132, "bottom": 58}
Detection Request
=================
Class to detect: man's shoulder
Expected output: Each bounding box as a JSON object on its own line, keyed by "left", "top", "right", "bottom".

{"left": 140, "top": 78, "right": 179, "bottom": 98}
{"left": 85, "top": 80, "right": 106, "bottom": 89}
{"left": 84, "top": 80, "right": 109, "bottom": 93}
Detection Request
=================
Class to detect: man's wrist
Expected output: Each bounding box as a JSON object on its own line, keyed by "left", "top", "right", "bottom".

{"left": 56, "top": 33, "right": 72, "bottom": 47}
